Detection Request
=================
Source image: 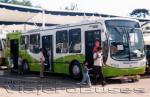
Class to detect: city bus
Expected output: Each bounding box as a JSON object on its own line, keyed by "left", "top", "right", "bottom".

{"left": 6, "top": 18, "right": 146, "bottom": 79}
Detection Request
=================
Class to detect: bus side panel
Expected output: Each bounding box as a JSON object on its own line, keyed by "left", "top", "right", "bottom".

{"left": 53, "top": 54, "right": 85, "bottom": 74}
{"left": 103, "top": 65, "right": 146, "bottom": 77}
{"left": 20, "top": 50, "right": 41, "bottom": 72}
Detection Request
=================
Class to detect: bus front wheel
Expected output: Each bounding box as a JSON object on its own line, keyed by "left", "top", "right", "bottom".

{"left": 70, "top": 61, "right": 82, "bottom": 79}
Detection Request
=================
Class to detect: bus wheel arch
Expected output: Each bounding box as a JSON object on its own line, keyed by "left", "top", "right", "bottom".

{"left": 69, "top": 60, "right": 82, "bottom": 79}
{"left": 22, "top": 60, "right": 30, "bottom": 74}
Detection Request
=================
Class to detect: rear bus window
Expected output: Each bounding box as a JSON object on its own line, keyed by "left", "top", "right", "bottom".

{"left": 69, "top": 28, "right": 81, "bottom": 53}
{"left": 21, "top": 35, "right": 29, "bottom": 50}
{"left": 30, "top": 34, "right": 40, "bottom": 54}
{"left": 56, "top": 30, "right": 68, "bottom": 53}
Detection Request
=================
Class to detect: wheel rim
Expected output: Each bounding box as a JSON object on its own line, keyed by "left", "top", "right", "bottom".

{"left": 72, "top": 65, "right": 80, "bottom": 76}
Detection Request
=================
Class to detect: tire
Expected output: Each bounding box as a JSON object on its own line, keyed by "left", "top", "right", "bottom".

{"left": 22, "top": 61, "right": 29, "bottom": 74}
{"left": 70, "top": 61, "right": 82, "bottom": 79}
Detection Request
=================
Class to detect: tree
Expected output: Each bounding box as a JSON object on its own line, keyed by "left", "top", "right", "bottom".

{"left": 23, "top": 0, "right": 32, "bottom": 7}
{"left": 64, "top": 3, "right": 78, "bottom": 11}
{"left": 130, "top": 9, "right": 149, "bottom": 18}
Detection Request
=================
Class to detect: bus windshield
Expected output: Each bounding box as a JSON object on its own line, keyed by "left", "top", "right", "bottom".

{"left": 105, "top": 20, "right": 145, "bottom": 60}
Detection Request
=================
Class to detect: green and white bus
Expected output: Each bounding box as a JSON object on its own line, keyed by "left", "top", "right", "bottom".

{"left": 6, "top": 18, "right": 146, "bottom": 79}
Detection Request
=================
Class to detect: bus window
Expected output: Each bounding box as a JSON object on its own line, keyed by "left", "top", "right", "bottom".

{"left": 69, "top": 28, "right": 81, "bottom": 53}
{"left": 56, "top": 30, "right": 68, "bottom": 53}
{"left": 30, "top": 34, "right": 40, "bottom": 54}
{"left": 21, "top": 35, "right": 29, "bottom": 50}
{"left": 108, "top": 26, "right": 144, "bottom": 60}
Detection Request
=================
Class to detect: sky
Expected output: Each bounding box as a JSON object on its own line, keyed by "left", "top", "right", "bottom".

{"left": 30, "top": 0, "right": 150, "bottom": 17}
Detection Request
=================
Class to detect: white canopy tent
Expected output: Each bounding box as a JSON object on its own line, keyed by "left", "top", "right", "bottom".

{"left": 0, "top": 2, "right": 149, "bottom": 35}
{"left": 0, "top": 6, "right": 101, "bottom": 25}
{"left": 0, "top": 2, "right": 111, "bottom": 32}
{"left": 0, "top": 2, "right": 110, "bottom": 38}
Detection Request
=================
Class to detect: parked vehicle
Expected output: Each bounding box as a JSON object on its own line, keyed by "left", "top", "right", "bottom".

{"left": 6, "top": 18, "right": 146, "bottom": 79}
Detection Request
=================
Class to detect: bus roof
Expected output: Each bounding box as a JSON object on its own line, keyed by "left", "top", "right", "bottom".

{"left": 23, "top": 17, "right": 139, "bottom": 34}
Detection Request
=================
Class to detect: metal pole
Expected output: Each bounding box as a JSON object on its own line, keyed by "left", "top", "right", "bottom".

{"left": 42, "top": 9, "right": 46, "bottom": 28}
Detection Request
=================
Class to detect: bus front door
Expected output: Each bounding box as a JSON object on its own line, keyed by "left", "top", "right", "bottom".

{"left": 85, "top": 30, "right": 101, "bottom": 68}
{"left": 42, "top": 35, "right": 53, "bottom": 72}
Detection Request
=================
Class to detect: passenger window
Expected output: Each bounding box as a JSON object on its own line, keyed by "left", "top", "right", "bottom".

{"left": 21, "top": 35, "right": 29, "bottom": 50}
{"left": 69, "top": 28, "right": 81, "bottom": 53}
{"left": 56, "top": 30, "right": 68, "bottom": 53}
{"left": 30, "top": 34, "right": 40, "bottom": 54}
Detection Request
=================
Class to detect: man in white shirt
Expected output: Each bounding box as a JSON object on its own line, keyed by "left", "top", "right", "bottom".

{"left": 93, "top": 47, "right": 106, "bottom": 86}
{"left": 93, "top": 50, "right": 103, "bottom": 67}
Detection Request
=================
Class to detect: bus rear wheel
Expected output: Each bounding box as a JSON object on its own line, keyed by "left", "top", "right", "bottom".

{"left": 22, "top": 61, "right": 29, "bottom": 74}
{"left": 70, "top": 61, "right": 82, "bottom": 79}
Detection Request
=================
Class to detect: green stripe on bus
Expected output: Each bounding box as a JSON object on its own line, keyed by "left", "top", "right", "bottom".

{"left": 103, "top": 65, "right": 146, "bottom": 77}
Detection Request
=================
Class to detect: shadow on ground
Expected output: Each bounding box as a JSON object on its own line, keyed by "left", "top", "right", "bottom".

{"left": 0, "top": 70, "right": 149, "bottom": 94}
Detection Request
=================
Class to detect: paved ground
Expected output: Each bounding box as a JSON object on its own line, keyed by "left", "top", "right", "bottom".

{"left": 0, "top": 70, "right": 150, "bottom": 97}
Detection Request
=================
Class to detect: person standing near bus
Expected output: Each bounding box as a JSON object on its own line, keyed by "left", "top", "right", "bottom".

{"left": 9, "top": 54, "right": 14, "bottom": 68}
{"left": 39, "top": 48, "right": 45, "bottom": 78}
{"left": 93, "top": 40, "right": 100, "bottom": 52}
{"left": 80, "top": 60, "right": 92, "bottom": 87}
{"left": 93, "top": 47, "right": 106, "bottom": 86}
{"left": 18, "top": 55, "right": 23, "bottom": 75}
{"left": 47, "top": 48, "right": 52, "bottom": 71}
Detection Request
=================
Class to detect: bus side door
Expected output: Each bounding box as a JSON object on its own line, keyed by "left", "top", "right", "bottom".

{"left": 85, "top": 30, "right": 101, "bottom": 67}
{"left": 42, "top": 35, "right": 53, "bottom": 72}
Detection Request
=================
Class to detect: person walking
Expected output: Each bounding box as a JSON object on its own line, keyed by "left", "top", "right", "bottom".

{"left": 43, "top": 48, "right": 49, "bottom": 71}
{"left": 9, "top": 54, "right": 14, "bottom": 68}
{"left": 39, "top": 48, "right": 45, "bottom": 78}
{"left": 18, "top": 55, "right": 23, "bottom": 75}
{"left": 80, "top": 61, "right": 92, "bottom": 87}
{"left": 47, "top": 48, "right": 52, "bottom": 71}
{"left": 93, "top": 47, "right": 106, "bottom": 86}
